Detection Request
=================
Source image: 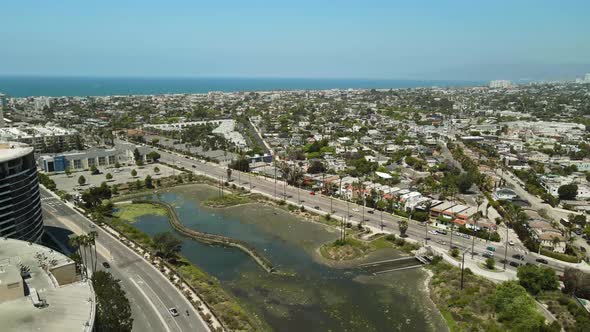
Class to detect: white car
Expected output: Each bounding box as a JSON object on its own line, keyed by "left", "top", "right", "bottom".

{"left": 352, "top": 208, "right": 360, "bottom": 212}
{"left": 429, "top": 230, "right": 438, "bottom": 235}
{"left": 508, "top": 240, "right": 515, "bottom": 246}
{"left": 168, "top": 307, "right": 179, "bottom": 317}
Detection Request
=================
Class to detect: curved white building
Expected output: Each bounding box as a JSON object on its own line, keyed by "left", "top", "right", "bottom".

{"left": 0, "top": 142, "right": 44, "bottom": 242}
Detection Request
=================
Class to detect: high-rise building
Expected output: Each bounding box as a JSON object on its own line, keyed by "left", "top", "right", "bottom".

{"left": 0, "top": 142, "right": 44, "bottom": 242}
{"left": 585, "top": 73, "right": 590, "bottom": 83}
{"left": 489, "top": 80, "right": 512, "bottom": 88}
{"left": 0, "top": 93, "right": 6, "bottom": 128}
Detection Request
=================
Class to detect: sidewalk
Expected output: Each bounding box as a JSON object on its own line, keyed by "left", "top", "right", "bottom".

{"left": 431, "top": 246, "right": 517, "bottom": 283}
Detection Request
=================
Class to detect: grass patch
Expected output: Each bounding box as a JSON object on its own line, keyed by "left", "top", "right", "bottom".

{"left": 204, "top": 194, "right": 250, "bottom": 208}
{"left": 108, "top": 217, "right": 154, "bottom": 248}
{"left": 383, "top": 234, "right": 420, "bottom": 254}
{"left": 319, "top": 237, "right": 373, "bottom": 261}
{"left": 113, "top": 203, "right": 167, "bottom": 223}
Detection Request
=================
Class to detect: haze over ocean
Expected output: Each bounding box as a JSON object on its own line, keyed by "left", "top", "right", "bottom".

{"left": 0, "top": 76, "right": 483, "bottom": 97}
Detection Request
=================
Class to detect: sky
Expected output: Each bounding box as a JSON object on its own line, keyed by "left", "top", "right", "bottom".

{"left": 1, "top": 0, "right": 589, "bottom": 81}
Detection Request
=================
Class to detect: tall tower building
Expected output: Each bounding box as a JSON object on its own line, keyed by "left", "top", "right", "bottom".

{"left": 0, "top": 93, "right": 6, "bottom": 128}
{"left": 0, "top": 142, "right": 44, "bottom": 242}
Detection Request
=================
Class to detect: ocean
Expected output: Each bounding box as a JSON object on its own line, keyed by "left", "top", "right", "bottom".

{"left": 0, "top": 76, "right": 483, "bottom": 97}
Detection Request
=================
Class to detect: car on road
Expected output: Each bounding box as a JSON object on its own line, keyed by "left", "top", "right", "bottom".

{"left": 484, "top": 250, "right": 495, "bottom": 256}
{"left": 436, "top": 230, "right": 448, "bottom": 235}
{"left": 486, "top": 246, "right": 496, "bottom": 252}
{"left": 483, "top": 253, "right": 493, "bottom": 259}
{"left": 429, "top": 230, "right": 438, "bottom": 235}
{"left": 368, "top": 210, "right": 375, "bottom": 214}
{"left": 191, "top": 165, "right": 196, "bottom": 168}
{"left": 309, "top": 191, "right": 315, "bottom": 195}
{"left": 509, "top": 261, "right": 521, "bottom": 267}
{"left": 169, "top": 307, "right": 179, "bottom": 317}
{"left": 535, "top": 258, "right": 549, "bottom": 264}
{"left": 102, "top": 262, "right": 110, "bottom": 269}
{"left": 508, "top": 240, "right": 515, "bottom": 246}
{"left": 512, "top": 254, "right": 525, "bottom": 260}
{"left": 89, "top": 224, "right": 95, "bottom": 228}
{"left": 352, "top": 208, "right": 360, "bottom": 212}
{"left": 314, "top": 206, "right": 320, "bottom": 210}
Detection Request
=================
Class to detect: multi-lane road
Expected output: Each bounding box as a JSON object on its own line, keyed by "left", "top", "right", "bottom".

{"left": 40, "top": 187, "right": 209, "bottom": 332}
{"left": 157, "top": 147, "right": 587, "bottom": 274}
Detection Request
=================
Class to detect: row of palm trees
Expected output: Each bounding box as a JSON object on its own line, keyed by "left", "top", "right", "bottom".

{"left": 68, "top": 231, "right": 99, "bottom": 279}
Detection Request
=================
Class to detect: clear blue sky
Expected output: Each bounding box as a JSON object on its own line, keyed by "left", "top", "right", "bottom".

{"left": 2, "top": 0, "right": 589, "bottom": 80}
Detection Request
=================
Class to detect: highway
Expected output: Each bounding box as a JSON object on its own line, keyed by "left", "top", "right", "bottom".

{"left": 40, "top": 187, "right": 209, "bottom": 332}
{"left": 157, "top": 147, "right": 584, "bottom": 274}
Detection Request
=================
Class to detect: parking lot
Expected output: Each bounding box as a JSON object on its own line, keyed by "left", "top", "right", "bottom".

{"left": 50, "top": 163, "right": 177, "bottom": 194}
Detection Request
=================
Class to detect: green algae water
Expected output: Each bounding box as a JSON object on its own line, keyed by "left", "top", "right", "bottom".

{"left": 132, "top": 185, "right": 446, "bottom": 332}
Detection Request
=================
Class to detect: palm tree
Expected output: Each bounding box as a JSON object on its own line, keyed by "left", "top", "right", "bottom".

{"left": 88, "top": 231, "right": 99, "bottom": 273}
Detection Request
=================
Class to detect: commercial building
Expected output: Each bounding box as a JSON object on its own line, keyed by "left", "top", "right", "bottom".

{"left": 38, "top": 143, "right": 153, "bottom": 172}
{"left": 0, "top": 237, "right": 95, "bottom": 332}
{"left": 0, "top": 142, "right": 44, "bottom": 242}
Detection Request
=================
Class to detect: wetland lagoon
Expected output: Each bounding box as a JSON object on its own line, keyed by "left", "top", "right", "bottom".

{"left": 127, "top": 185, "right": 447, "bottom": 332}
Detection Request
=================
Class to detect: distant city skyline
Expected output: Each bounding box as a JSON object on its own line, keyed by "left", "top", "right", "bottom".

{"left": 1, "top": 1, "right": 590, "bottom": 81}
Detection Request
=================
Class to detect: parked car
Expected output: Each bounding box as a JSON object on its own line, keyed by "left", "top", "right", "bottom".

{"left": 314, "top": 206, "right": 320, "bottom": 210}
{"left": 483, "top": 253, "right": 493, "bottom": 259}
{"left": 509, "top": 261, "right": 521, "bottom": 267}
{"left": 309, "top": 191, "right": 315, "bottom": 195}
{"left": 169, "top": 307, "right": 179, "bottom": 317}
{"left": 486, "top": 246, "right": 496, "bottom": 252}
{"left": 368, "top": 210, "right": 375, "bottom": 214}
{"left": 512, "top": 254, "right": 525, "bottom": 260}
{"left": 508, "top": 241, "right": 515, "bottom": 246}
{"left": 535, "top": 258, "right": 549, "bottom": 264}
{"left": 102, "top": 262, "right": 110, "bottom": 269}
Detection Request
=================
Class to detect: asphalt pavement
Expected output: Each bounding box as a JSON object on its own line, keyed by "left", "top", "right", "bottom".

{"left": 40, "top": 187, "right": 209, "bottom": 332}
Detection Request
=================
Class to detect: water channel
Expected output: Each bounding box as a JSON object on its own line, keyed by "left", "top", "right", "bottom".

{"left": 131, "top": 185, "right": 446, "bottom": 332}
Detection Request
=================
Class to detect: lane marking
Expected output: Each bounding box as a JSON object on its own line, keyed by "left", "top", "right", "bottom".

{"left": 129, "top": 277, "right": 173, "bottom": 332}
{"left": 132, "top": 276, "right": 184, "bottom": 332}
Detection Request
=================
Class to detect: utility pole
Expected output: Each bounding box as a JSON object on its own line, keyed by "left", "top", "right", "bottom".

{"left": 471, "top": 219, "right": 478, "bottom": 259}
{"left": 503, "top": 227, "right": 509, "bottom": 270}
{"left": 449, "top": 223, "right": 454, "bottom": 250}
{"left": 460, "top": 251, "right": 466, "bottom": 290}
{"left": 249, "top": 172, "right": 252, "bottom": 191}
{"left": 274, "top": 165, "right": 277, "bottom": 199}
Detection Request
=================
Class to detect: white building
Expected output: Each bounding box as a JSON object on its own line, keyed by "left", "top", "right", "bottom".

{"left": 489, "top": 80, "right": 512, "bottom": 88}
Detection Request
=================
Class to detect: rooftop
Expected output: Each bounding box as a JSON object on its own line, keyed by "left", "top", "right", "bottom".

{"left": 0, "top": 141, "right": 34, "bottom": 163}
{"left": 0, "top": 237, "right": 95, "bottom": 332}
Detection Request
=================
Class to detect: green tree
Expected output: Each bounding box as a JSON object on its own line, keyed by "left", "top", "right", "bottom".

{"left": 147, "top": 151, "right": 161, "bottom": 162}
{"left": 490, "top": 281, "right": 546, "bottom": 331}
{"left": 154, "top": 166, "right": 160, "bottom": 174}
{"left": 485, "top": 257, "right": 496, "bottom": 270}
{"left": 558, "top": 183, "right": 578, "bottom": 200}
{"left": 133, "top": 148, "right": 143, "bottom": 166}
{"left": 78, "top": 175, "right": 86, "bottom": 186}
{"left": 131, "top": 169, "right": 137, "bottom": 178}
{"left": 65, "top": 167, "right": 72, "bottom": 177}
{"left": 517, "top": 265, "right": 559, "bottom": 295}
{"left": 92, "top": 270, "right": 133, "bottom": 331}
{"left": 152, "top": 232, "right": 182, "bottom": 261}
{"left": 145, "top": 175, "right": 153, "bottom": 189}
{"left": 398, "top": 218, "right": 408, "bottom": 237}
{"left": 106, "top": 173, "right": 113, "bottom": 181}
{"left": 308, "top": 160, "right": 326, "bottom": 174}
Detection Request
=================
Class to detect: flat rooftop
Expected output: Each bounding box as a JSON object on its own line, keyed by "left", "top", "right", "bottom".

{"left": 0, "top": 141, "right": 33, "bottom": 163}
{"left": 0, "top": 237, "right": 94, "bottom": 332}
